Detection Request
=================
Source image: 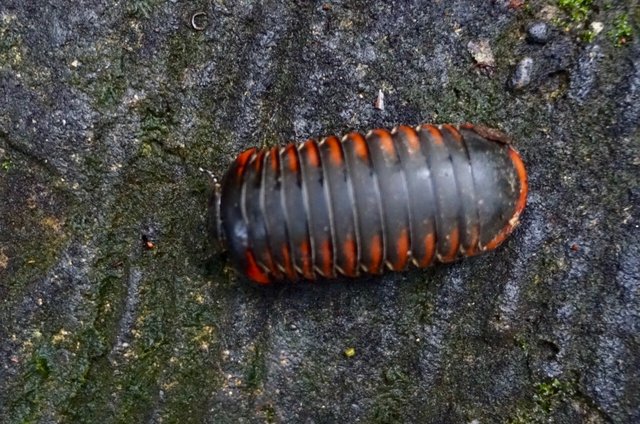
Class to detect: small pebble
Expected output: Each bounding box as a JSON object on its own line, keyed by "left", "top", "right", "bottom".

{"left": 374, "top": 89, "right": 385, "bottom": 110}
{"left": 511, "top": 57, "right": 534, "bottom": 90}
{"left": 527, "top": 22, "right": 550, "bottom": 44}
{"left": 537, "top": 5, "right": 559, "bottom": 21}
{"left": 467, "top": 39, "right": 495, "bottom": 68}
{"left": 590, "top": 21, "right": 604, "bottom": 36}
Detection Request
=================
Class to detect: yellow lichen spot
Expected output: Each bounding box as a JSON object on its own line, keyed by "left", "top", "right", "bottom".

{"left": 52, "top": 328, "right": 70, "bottom": 344}
{"left": 2, "top": 13, "right": 17, "bottom": 25}
{"left": 26, "top": 193, "right": 37, "bottom": 209}
{"left": 139, "top": 142, "right": 153, "bottom": 157}
{"left": 0, "top": 248, "right": 8, "bottom": 270}
{"left": 0, "top": 14, "right": 23, "bottom": 69}
{"left": 162, "top": 380, "right": 179, "bottom": 391}
{"left": 344, "top": 347, "right": 356, "bottom": 358}
{"left": 41, "top": 216, "right": 64, "bottom": 233}
{"left": 193, "top": 325, "right": 215, "bottom": 351}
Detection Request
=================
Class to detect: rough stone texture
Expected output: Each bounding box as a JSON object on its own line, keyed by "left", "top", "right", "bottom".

{"left": 0, "top": 0, "right": 638, "bottom": 423}
{"left": 526, "top": 21, "right": 551, "bottom": 44}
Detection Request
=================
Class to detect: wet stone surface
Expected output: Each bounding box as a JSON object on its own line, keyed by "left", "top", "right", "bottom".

{"left": 526, "top": 21, "right": 551, "bottom": 44}
{"left": 511, "top": 56, "right": 535, "bottom": 90}
{"left": 0, "top": 0, "right": 639, "bottom": 423}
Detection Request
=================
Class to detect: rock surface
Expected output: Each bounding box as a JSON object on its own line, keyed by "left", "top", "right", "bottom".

{"left": 526, "top": 22, "right": 551, "bottom": 44}
{"left": 1, "top": 0, "right": 638, "bottom": 423}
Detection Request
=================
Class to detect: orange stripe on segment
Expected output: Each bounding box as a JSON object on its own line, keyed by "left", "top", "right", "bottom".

{"left": 393, "top": 228, "right": 410, "bottom": 270}
{"left": 465, "top": 227, "right": 480, "bottom": 257}
{"left": 484, "top": 147, "right": 528, "bottom": 251}
{"left": 282, "top": 243, "right": 297, "bottom": 280}
{"left": 326, "top": 136, "right": 343, "bottom": 166}
{"left": 285, "top": 144, "right": 300, "bottom": 173}
{"left": 442, "top": 124, "right": 463, "bottom": 142}
{"left": 342, "top": 234, "right": 357, "bottom": 277}
{"left": 419, "top": 233, "right": 436, "bottom": 268}
{"left": 253, "top": 150, "right": 265, "bottom": 171}
{"left": 460, "top": 123, "right": 475, "bottom": 131}
{"left": 369, "top": 233, "right": 383, "bottom": 274}
{"left": 270, "top": 147, "right": 279, "bottom": 172}
{"left": 441, "top": 227, "right": 460, "bottom": 263}
{"left": 244, "top": 250, "right": 271, "bottom": 285}
{"left": 484, "top": 229, "right": 509, "bottom": 252}
{"left": 350, "top": 132, "right": 369, "bottom": 161}
{"left": 508, "top": 147, "right": 528, "bottom": 218}
{"left": 263, "top": 247, "right": 282, "bottom": 280}
{"left": 304, "top": 140, "right": 320, "bottom": 167}
{"left": 423, "top": 125, "right": 444, "bottom": 145}
{"left": 373, "top": 129, "right": 396, "bottom": 158}
{"left": 235, "top": 148, "right": 256, "bottom": 178}
{"left": 397, "top": 125, "right": 421, "bottom": 154}
{"left": 319, "top": 238, "right": 333, "bottom": 277}
{"left": 300, "top": 240, "right": 314, "bottom": 280}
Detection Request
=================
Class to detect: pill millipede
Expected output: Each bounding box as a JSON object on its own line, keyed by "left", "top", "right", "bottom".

{"left": 208, "top": 123, "right": 528, "bottom": 284}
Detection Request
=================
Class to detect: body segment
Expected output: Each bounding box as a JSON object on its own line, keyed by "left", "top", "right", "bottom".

{"left": 208, "top": 124, "right": 528, "bottom": 284}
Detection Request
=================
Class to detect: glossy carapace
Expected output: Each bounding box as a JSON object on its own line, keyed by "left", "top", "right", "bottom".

{"left": 208, "top": 123, "right": 527, "bottom": 284}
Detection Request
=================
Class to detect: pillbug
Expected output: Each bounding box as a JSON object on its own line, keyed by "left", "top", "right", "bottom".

{"left": 208, "top": 123, "right": 528, "bottom": 284}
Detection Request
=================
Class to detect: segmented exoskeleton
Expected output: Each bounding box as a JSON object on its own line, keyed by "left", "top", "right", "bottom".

{"left": 208, "top": 123, "right": 528, "bottom": 284}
